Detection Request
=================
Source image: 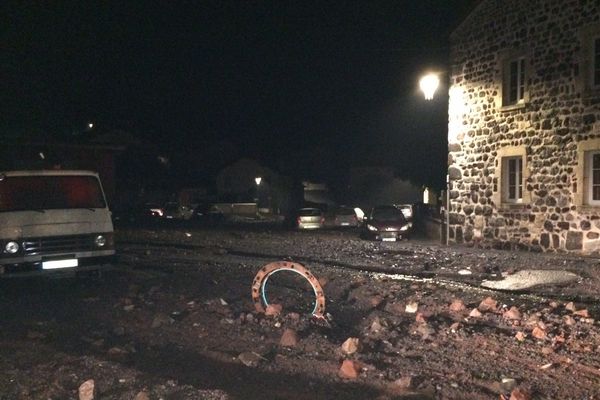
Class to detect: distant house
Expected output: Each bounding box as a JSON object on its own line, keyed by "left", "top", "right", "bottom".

{"left": 448, "top": 0, "right": 600, "bottom": 253}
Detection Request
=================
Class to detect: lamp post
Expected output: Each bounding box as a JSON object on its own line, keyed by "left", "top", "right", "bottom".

{"left": 254, "top": 177, "right": 262, "bottom": 209}
{"left": 419, "top": 71, "right": 449, "bottom": 245}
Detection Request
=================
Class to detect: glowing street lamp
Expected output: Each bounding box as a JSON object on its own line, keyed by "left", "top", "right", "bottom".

{"left": 255, "top": 177, "right": 262, "bottom": 185}
{"left": 419, "top": 73, "right": 440, "bottom": 100}
{"left": 88, "top": 122, "right": 94, "bottom": 129}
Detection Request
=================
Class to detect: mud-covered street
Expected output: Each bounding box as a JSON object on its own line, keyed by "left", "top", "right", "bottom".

{"left": 2, "top": 223, "right": 600, "bottom": 399}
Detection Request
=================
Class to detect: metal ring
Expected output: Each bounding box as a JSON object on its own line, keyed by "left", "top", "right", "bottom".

{"left": 251, "top": 261, "right": 326, "bottom": 318}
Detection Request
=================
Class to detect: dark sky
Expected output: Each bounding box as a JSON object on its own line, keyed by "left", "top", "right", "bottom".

{"left": 4, "top": 1, "right": 477, "bottom": 190}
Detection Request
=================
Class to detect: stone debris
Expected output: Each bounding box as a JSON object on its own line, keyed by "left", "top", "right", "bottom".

{"left": 573, "top": 309, "right": 589, "bottom": 318}
{"left": 531, "top": 326, "right": 547, "bottom": 340}
{"left": 405, "top": 302, "right": 419, "bottom": 313}
{"left": 500, "top": 378, "right": 517, "bottom": 392}
{"left": 279, "top": 328, "right": 298, "bottom": 347}
{"left": 341, "top": 337, "right": 361, "bottom": 355}
{"left": 338, "top": 359, "right": 361, "bottom": 379}
{"left": 151, "top": 313, "right": 175, "bottom": 328}
{"left": 478, "top": 297, "right": 497, "bottom": 312}
{"left": 510, "top": 387, "right": 531, "bottom": 400}
{"left": 503, "top": 306, "right": 521, "bottom": 320}
{"left": 238, "top": 352, "right": 264, "bottom": 367}
{"left": 134, "top": 391, "right": 150, "bottom": 400}
{"left": 265, "top": 303, "right": 283, "bottom": 316}
{"left": 469, "top": 308, "right": 483, "bottom": 318}
{"left": 565, "top": 302, "right": 576, "bottom": 312}
{"left": 515, "top": 332, "right": 526, "bottom": 342}
{"left": 78, "top": 379, "right": 95, "bottom": 400}
{"left": 449, "top": 299, "right": 466, "bottom": 312}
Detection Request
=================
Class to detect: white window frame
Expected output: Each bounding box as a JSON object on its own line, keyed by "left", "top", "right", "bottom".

{"left": 502, "top": 156, "right": 523, "bottom": 203}
{"left": 586, "top": 150, "right": 600, "bottom": 206}
{"left": 504, "top": 57, "right": 526, "bottom": 106}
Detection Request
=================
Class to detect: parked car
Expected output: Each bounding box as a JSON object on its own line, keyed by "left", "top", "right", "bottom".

{"left": 163, "top": 202, "right": 194, "bottom": 220}
{"left": 296, "top": 207, "right": 325, "bottom": 230}
{"left": 395, "top": 204, "right": 414, "bottom": 220}
{"left": 192, "top": 203, "right": 225, "bottom": 223}
{"left": 333, "top": 206, "right": 359, "bottom": 227}
{"left": 361, "top": 205, "right": 410, "bottom": 241}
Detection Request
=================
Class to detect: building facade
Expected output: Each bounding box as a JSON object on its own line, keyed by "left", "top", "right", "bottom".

{"left": 448, "top": 0, "right": 600, "bottom": 253}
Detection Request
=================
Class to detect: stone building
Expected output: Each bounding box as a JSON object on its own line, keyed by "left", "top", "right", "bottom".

{"left": 448, "top": 0, "right": 600, "bottom": 253}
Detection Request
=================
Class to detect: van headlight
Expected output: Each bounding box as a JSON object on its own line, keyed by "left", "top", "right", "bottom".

{"left": 5, "top": 241, "right": 19, "bottom": 254}
{"left": 367, "top": 224, "right": 378, "bottom": 232}
{"left": 94, "top": 235, "right": 107, "bottom": 247}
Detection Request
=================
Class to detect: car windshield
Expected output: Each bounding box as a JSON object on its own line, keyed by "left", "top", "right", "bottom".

{"left": 0, "top": 175, "right": 106, "bottom": 212}
{"left": 299, "top": 208, "right": 322, "bottom": 217}
{"left": 371, "top": 206, "right": 404, "bottom": 221}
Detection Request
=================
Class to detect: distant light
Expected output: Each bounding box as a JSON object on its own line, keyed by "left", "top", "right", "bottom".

{"left": 423, "top": 187, "right": 430, "bottom": 204}
{"left": 419, "top": 73, "right": 440, "bottom": 100}
{"left": 39, "top": 152, "right": 45, "bottom": 160}
{"left": 88, "top": 123, "right": 94, "bottom": 129}
{"left": 255, "top": 177, "right": 262, "bottom": 185}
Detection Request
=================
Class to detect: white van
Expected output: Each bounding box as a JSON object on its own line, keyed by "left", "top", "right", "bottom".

{"left": 0, "top": 170, "right": 115, "bottom": 277}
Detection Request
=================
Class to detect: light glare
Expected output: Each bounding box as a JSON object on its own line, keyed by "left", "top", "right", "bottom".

{"left": 419, "top": 74, "right": 440, "bottom": 100}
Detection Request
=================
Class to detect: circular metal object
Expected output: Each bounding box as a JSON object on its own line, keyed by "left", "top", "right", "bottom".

{"left": 251, "top": 261, "right": 326, "bottom": 318}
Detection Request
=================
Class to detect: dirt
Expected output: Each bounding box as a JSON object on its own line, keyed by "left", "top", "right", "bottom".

{"left": 2, "top": 223, "right": 600, "bottom": 399}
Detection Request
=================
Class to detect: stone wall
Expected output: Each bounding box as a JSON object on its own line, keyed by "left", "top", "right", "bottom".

{"left": 448, "top": 0, "right": 600, "bottom": 253}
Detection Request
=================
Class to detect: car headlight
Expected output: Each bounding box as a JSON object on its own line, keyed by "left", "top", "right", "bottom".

{"left": 367, "top": 224, "right": 378, "bottom": 232}
{"left": 400, "top": 225, "right": 408, "bottom": 231}
{"left": 5, "top": 241, "right": 19, "bottom": 254}
{"left": 94, "top": 235, "right": 106, "bottom": 247}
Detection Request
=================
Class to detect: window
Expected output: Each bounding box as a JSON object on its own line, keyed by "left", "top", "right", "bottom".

{"left": 502, "top": 156, "right": 523, "bottom": 203}
{"left": 503, "top": 57, "right": 526, "bottom": 106}
{"left": 586, "top": 151, "right": 600, "bottom": 205}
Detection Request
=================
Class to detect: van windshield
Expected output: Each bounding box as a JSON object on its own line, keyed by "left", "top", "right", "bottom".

{"left": 0, "top": 175, "right": 106, "bottom": 212}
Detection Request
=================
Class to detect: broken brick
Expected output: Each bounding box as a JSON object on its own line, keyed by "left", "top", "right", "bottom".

{"left": 515, "top": 331, "right": 526, "bottom": 342}
{"left": 565, "top": 302, "right": 576, "bottom": 312}
{"left": 78, "top": 379, "right": 95, "bottom": 400}
{"left": 338, "top": 360, "right": 361, "bottom": 379}
{"left": 532, "top": 326, "right": 547, "bottom": 340}
{"left": 503, "top": 306, "right": 521, "bottom": 320}
{"left": 469, "top": 308, "right": 483, "bottom": 318}
{"left": 449, "top": 299, "right": 466, "bottom": 312}
{"left": 573, "top": 309, "right": 589, "bottom": 318}
{"left": 341, "top": 337, "right": 360, "bottom": 355}
{"left": 478, "top": 297, "right": 497, "bottom": 312}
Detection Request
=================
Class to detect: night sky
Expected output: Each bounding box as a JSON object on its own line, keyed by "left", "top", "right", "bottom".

{"left": 4, "top": 1, "right": 477, "bottom": 190}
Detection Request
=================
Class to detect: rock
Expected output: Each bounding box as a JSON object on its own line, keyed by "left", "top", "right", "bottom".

{"left": 389, "top": 376, "right": 413, "bottom": 392}
{"left": 564, "top": 315, "right": 576, "bottom": 325}
{"left": 108, "top": 346, "right": 129, "bottom": 357}
{"left": 405, "top": 302, "right": 419, "bottom": 313}
{"left": 457, "top": 269, "right": 472, "bottom": 275}
{"left": 265, "top": 303, "right": 283, "bottom": 316}
{"left": 565, "top": 302, "right": 576, "bottom": 312}
{"left": 415, "top": 323, "right": 435, "bottom": 340}
{"left": 123, "top": 304, "right": 135, "bottom": 311}
{"left": 515, "top": 331, "right": 526, "bottom": 341}
{"left": 338, "top": 360, "right": 361, "bottom": 379}
{"left": 370, "top": 317, "right": 383, "bottom": 332}
{"left": 510, "top": 388, "right": 531, "bottom": 400}
{"left": 541, "top": 347, "right": 554, "bottom": 355}
{"left": 78, "top": 379, "right": 95, "bottom": 400}
{"left": 503, "top": 306, "right": 521, "bottom": 320}
{"left": 531, "top": 326, "right": 547, "bottom": 340}
{"left": 449, "top": 322, "right": 461, "bottom": 332}
{"left": 469, "top": 308, "right": 482, "bottom": 318}
{"left": 370, "top": 295, "right": 384, "bottom": 308}
{"left": 341, "top": 337, "right": 361, "bottom": 355}
{"left": 573, "top": 309, "right": 589, "bottom": 318}
{"left": 501, "top": 378, "right": 517, "bottom": 392}
{"left": 238, "top": 352, "right": 263, "bottom": 367}
{"left": 133, "top": 391, "right": 150, "bottom": 400}
{"left": 449, "top": 299, "right": 466, "bottom": 312}
{"left": 478, "top": 297, "right": 497, "bottom": 312}
{"left": 279, "top": 328, "right": 298, "bottom": 347}
{"left": 151, "top": 313, "right": 174, "bottom": 328}
{"left": 415, "top": 312, "right": 427, "bottom": 324}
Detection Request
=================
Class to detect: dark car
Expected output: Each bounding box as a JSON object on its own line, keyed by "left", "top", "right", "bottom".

{"left": 361, "top": 205, "right": 410, "bottom": 241}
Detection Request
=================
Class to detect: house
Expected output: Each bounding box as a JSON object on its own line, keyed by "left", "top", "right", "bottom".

{"left": 448, "top": 0, "right": 600, "bottom": 253}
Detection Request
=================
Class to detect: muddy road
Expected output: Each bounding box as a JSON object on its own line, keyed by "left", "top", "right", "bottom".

{"left": 1, "top": 223, "right": 600, "bottom": 399}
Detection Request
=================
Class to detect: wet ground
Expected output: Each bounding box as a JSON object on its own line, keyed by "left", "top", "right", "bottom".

{"left": 2, "top": 221, "right": 600, "bottom": 399}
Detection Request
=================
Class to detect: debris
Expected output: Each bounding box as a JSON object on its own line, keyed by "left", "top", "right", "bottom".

{"left": 478, "top": 297, "right": 497, "bottom": 312}
{"left": 457, "top": 269, "right": 472, "bottom": 275}
{"left": 123, "top": 304, "right": 135, "bottom": 312}
{"left": 415, "top": 312, "right": 427, "bottom": 324}
{"left": 251, "top": 261, "right": 326, "bottom": 319}
{"left": 563, "top": 315, "right": 576, "bottom": 326}
{"left": 515, "top": 332, "right": 526, "bottom": 342}
{"left": 78, "top": 379, "right": 95, "bottom": 400}
{"left": 238, "top": 352, "right": 264, "bottom": 367}
{"left": 265, "top": 304, "right": 283, "bottom": 316}
{"left": 219, "top": 298, "right": 228, "bottom": 306}
{"left": 151, "top": 313, "right": 175, "bottom": 328}
{"left": 338, "top": 360, "right": 361, "bottom": 379}
{"left": 510, "top": 387, "right": 531, "bottom": 400}
{"left": 469, "top": 308, "right": 483, "bottom": 318}
{"left": 573, "top": 309, "right": 589, "bottom": 318}
{"left": 565, "top": 302, "right": 576, "bottom": 312}
{"left": 370, "top": 317, "right": 383, "bottom": 332}
{"left": 279, "top": 328, "right": 299, "bottom": 347}
{"left": 449, "top": 299, "right": 466, "bottom": 312}
{"left": 405, "top": 302, "right": 419, "bottom": 313}
{"left": 539, "top": 363, "right": 554, "bottom": 370}
{"left": 503, "top": 306, "right": 521, "bottom": 320}
{"left": 341, "top": 338, "right": 361, "bottom": 355}
{"left": 501, "top": 378, "right": 517, "bottom": 392}
{"left": 370, "top": 295, "right": 384, "bottom": 308}
{"left": 389, "top": 376, "right": 413, "bottom": 391}
{"left": 531, "top": 326, "right": 547, "bottom": 340}
{"left": 133, "top": 391, "right": 150, "bottom": 400}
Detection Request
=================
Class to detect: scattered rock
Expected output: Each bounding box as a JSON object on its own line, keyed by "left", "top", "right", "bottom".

{"left": 449, "top": 322, "right": 461, "bottom": 332}
{"left": 151, "top": 313, "right": 175, "bottom": 328}
{"left": 338, "top": 360, "right": 361, "bottom": 379}
{"left": 531, "top": 326, "right": 547, "bottom": 340}
{"left": 133, "top": 391, "right": 150, "bottom": 400}
{"left": 501, "top": 378, "right": 517, "bottom": 392}
{"left": 469, "top": 308, "right": 483, "bottom": 318}
{"left": 510, "top": 387, "right": 531, "bottom": 400}
{"left": 238, "top": 352, "right": 264, "bottom": 367}
{"left": 564, "top": 315, "right": 576, "bottom": 326}
{"left": 503, "top": 306, "right": 521, "bottom": 320}
{"left": 415, "top": 312, "right": 427, "bottom": 324}
{"left": 123, "top": 304, "right": 135, "bottom": 312}
{"left": 341, "top": 337, "right": 361, "bottom": 355}
{"left": 370, "top": 317, "right": 383, "bottom": 332}
{"left": 388, "top": 376, "right": 413, "bottom": 392}
{"left": 370, "top": 295, "right": 384, "bottom": 308}
{"left": 279, "top": 328, "right": 298, "bottom": 347}
{"left": 478, "top": 297, "right": 497, "bottom": 312}
{"left": 78, "top": 379, "right": 95, "bottom": 400}
{"left": 565, "top": 302, "right": 576, "bottom": 312}
{"left": 458, "top": 269, "right": 472, "bottom": 275}
{"left": 415, "top": 323, "right": 435, "bottom": 340}
{"left": 573, "top": 309, "right": 589, "bottom": 318}
{"left": 405, "top": 302, "right": 419, "bottom": 313}
{"left": 541, "top": 347, "right": 554, "bottom": 355}
{"left": 449, "top": 299, "right": 466, "bottom": 312}
{"left": 515, "top": 331, "right": 526, "bottom": 342}
{"left": 265, "top": 304, "right": 283, "bottom": 317}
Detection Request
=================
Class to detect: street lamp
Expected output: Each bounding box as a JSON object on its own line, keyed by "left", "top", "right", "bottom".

{"left": 88, "top": 122, "right": 94, "bottom": 129}
{"left": 419, "top": 73, "right": 440, "bottom": 100}
{"left": 254, "top": 177, "right": 262, "bottom": 186}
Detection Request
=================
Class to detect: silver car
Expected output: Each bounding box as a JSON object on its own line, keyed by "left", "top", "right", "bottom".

{"left": 296, "top": 208, "right": 325, "bottom": 229}
{"left": 333, "top": 206, "right": 359, "bottom": 227}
